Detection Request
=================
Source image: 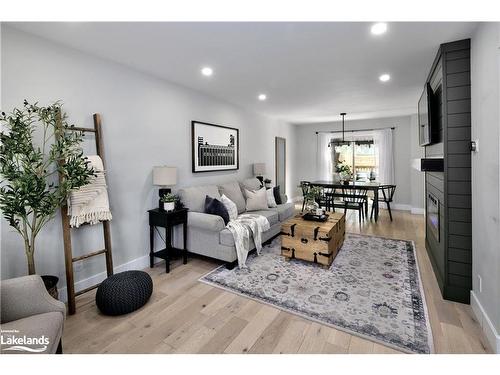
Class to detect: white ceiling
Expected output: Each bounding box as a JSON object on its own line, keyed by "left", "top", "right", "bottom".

{"left": 9, "top": 22, "right": 477, "bottom": 124}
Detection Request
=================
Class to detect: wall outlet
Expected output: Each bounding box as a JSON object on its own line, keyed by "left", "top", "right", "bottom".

{"left": 478, "top": 275, "right": 482, "bottom": 293}
{"left": 471, "top": 139, "right": 479, "bottom": 153}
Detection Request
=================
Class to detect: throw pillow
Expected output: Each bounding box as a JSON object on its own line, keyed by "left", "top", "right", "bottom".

{"left": 204, "top": 195, "right": 230, "bottom": 225}
{"left": 273, "top": 186, "right": 283, "bottom": 205}
{"left": 266, "top": 188, "right": 277, "bottom": 208}
{"left": 219, "top": 181, "right": 247, "bottom": 214}
{"left": 220, "top": 194, "right": 238, "bottom": 221}
{"left": 244, "top": 188, "right": 268, "bottom": 211}
{"left": 240, "top": 177, "right": 262, "bottom": 191}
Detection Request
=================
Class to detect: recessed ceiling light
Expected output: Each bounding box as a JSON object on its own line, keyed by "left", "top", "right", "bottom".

{"left": 379, "top": 73, "right": 391, "bottom": 82}
{"left": 371, "top": 22, "right": 388, "bottom": 35}
{"left": 258, "top": 94, "right": 267, "bottom": 101}
{"left": 201, "top": 67, "right": 213, "bottom": 76}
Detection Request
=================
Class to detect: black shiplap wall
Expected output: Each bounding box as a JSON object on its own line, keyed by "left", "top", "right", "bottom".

{"left": 425, "top": 39, "right": 472, "bottom": 304}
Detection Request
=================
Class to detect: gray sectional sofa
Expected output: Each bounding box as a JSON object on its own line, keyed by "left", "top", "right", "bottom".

{"left": 178, "top": 178, "right": 294, "bottom": 267}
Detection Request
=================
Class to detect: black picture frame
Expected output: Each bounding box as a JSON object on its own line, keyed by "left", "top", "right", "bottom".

{"left": 191, "top": 121, "right": 239, "bottom": 173}
{"left": 418, "top": 82, "right": 434, "bottom": 146}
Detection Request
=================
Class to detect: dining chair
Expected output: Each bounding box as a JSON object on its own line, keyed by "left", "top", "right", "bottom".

{"left": 300, "top": 181, "right": 311, "bottom": 212}
{"left": 324, "top": 188, "right": 344, "bottom": 212}
{"left": 314, "top": 186, "right": 329, "bottom": 211}
{"left": 342, "top": 187, "right": 369, "bottom": 224}
{"left": 370, "top": 184, "right": 397, "bottom": 221}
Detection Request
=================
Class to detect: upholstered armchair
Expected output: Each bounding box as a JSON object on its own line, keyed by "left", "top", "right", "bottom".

{"left": 1, "top": 275, "right": 66, "bottom": 354}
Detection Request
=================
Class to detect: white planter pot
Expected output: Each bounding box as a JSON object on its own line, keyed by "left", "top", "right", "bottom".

{"left": 162, "top": 202, "right": 175, "bottom": 211}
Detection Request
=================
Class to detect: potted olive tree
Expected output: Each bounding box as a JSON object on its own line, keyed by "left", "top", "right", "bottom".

{"left": 0, "top": 100, "right": 95, "bottom": 297}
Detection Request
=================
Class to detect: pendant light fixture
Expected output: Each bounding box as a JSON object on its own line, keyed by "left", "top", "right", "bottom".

{"left": 340, "top": 112, "right": 347, "bottom": 143}
{"left": 330, "top": 112, "right": 350, "bottom": 147}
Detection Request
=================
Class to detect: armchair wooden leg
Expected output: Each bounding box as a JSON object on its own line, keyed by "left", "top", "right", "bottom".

{"left": 370, "top": 202, "right": 374, "bottom": 220}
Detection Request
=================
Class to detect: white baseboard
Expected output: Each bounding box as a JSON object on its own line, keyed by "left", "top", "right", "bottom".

{"left": 392, "top": 204, "right": 425, "bottom": 215}
{"left": 471, "top": 290, "right": 500, "bottom": 353}
{"left": 411, "top": 207, "right": 425, "bottom": 215}
{"left": 58, "top": 254, "right": 153, "bottom": 303}
{"left": 392, "top": 203, "right": 412, "bottom": 211}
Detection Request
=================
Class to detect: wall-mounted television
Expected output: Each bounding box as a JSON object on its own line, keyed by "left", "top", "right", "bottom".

{"left": 418, "top": 82, "right": 434, "bottom": 146}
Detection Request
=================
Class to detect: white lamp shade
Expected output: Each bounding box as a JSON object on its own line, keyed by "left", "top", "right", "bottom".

{"left": 253, "top": 163, "right": 266, "bottom": 175}
{"left": 153, "top": 166, "right": 177, "bottom": 186}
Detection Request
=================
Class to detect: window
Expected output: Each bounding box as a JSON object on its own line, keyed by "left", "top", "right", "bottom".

{"left": 330, "top": 133, "right": 378, "bottom": 181}
{"left": 317, "top": 128, "right": 393, "bottom": 184}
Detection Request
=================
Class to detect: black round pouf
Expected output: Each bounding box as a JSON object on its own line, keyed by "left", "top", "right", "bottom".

{"left": 96, "top": 270, "right": 153, "bottom": 316}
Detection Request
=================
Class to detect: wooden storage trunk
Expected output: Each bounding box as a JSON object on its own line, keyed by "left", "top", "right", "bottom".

{"left": 280, "top": 212, "right": 345, "bottom": 266}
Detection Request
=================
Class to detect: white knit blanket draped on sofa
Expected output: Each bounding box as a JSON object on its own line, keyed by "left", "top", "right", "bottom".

{"left": 226, "top": 214, "right": 270, "bottom": 268}
{"left": 67, "top": 155, "right": 112, "bottom": 228}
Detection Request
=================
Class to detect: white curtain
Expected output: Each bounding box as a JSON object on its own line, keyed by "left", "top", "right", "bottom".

{"left": 373, "top": 128, "right": 395, "bottom": 184}
{"left": 316, "top": 133, "right": 333, "bottom": 180}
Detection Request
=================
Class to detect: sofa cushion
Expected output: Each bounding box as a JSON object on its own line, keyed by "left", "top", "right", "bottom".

{"left": 205, "top": 195, "right": 230, "bottom": 225}
{"left": 178, "top": 185, "right": 220, "bottom": 213}
{"left": 249, "top": 209, "right": 279, "bottom": 226}
{"left": 1, "top": 312, "right": 63, "bottom": 354}
{"left": 272, "top": 202, "right": 295, "bottom": 221}
{"left": 240, "top": 177, "right": 262, "bottom": 191}
{"left": 219, "top": 181, "right": 246, "bottom": 214}
{"left": 244, "top": 188, "right": 269, "bottom": 211}
{"left": 219, "top": 209, "right": 280, "bottom": 246}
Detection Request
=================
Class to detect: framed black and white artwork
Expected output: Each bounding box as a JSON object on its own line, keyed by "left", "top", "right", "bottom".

{"left": 191, "top": 121, "right": 239, "bottom": 173}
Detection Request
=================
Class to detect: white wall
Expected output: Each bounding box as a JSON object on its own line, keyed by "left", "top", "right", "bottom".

{"left": 292, "top": 115, "right": 424, "bottom": 211}
{"left": 0, "top": 26, "right": 295, "bottom": 289}
{"left": 470, "top": 22, "right": 500, "bottom": 352}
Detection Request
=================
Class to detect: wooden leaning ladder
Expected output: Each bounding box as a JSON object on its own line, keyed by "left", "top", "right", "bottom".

{"left": 57, "top": 113, "right": 114, "bottom": 315}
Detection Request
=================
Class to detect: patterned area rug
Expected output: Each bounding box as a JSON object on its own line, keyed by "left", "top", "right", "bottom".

{"left": 199, "top": 233, "right": 433, "bottom": 354}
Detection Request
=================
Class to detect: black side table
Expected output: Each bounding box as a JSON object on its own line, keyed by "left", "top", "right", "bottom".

{"left": 148, "top": 208, "right": 188, "bottom": 273}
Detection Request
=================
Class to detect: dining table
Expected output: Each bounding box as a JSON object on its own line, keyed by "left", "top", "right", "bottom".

{"left": 309, "top": 180, "right": 382, "bottom": 222}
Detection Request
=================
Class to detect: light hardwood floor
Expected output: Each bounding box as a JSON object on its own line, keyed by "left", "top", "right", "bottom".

{"left": 62, "top": 207, "right": 492, "bottom": 354}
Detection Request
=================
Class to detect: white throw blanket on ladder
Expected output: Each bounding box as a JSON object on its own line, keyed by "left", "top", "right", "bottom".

{"left": 68, "top": 155, "right": 112, "bottom": 228}
{"left": 226, "top": 214, "right": 270, "bottom": 268}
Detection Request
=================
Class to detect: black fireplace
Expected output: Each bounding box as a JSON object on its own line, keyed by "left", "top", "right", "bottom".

{"left": 427, "top": 193, "right": 440, "bottom": 242}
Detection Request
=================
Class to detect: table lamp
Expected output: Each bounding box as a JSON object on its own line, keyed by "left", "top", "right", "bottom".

{"left": 153, "top": 166, "right": 177, "bottom": 209}
{"left": 253, "top": 163, "right": 266, "bottom": 186}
